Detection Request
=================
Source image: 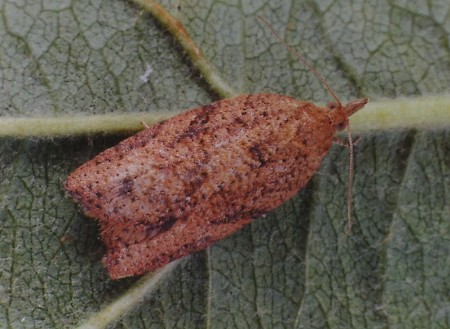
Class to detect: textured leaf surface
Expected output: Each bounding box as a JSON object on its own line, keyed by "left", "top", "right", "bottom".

{"left": 0, "top": 0, "right": 449, "bottom": 328}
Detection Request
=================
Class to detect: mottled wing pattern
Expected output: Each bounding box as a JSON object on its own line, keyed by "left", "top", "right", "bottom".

{"left": 65, "top": 94, "right": 336, "bottom": 278}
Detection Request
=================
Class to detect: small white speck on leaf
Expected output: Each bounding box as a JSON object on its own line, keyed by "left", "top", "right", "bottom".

{"left": 139, "top": 64, "right": 154, "bottom": 83}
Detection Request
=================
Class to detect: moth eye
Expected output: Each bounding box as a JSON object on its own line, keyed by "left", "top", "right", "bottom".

{"left": 336, "top": 120, "right": 348, "bottom": 131}
{"left": 327, "top": 102, "right": 338, "bottom": 110}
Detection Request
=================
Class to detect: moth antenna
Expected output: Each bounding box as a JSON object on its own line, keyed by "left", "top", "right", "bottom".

{"left": 257, "top": 16, "right": 342, "bottom": 107}
{"left": 346, "top": 126, "right": 354, "bottom": 236}
{"left": 259, "top": 16, "right": 357, "bottom": 235}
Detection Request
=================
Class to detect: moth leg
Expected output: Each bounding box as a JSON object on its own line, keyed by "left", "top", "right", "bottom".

{"left": 140, "top": 121, "right": 150, "bottom": 129}
{"left": 333, "top": 136, "right": 361, "bottom": 147}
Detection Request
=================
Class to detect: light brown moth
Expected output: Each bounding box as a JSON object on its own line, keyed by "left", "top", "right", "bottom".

{"left": 65, "top": 19, "right": 367, "bottom": 279}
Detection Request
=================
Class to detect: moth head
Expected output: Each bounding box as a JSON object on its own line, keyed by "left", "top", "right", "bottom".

{"left": 330, "top": 98, "right": 368, "bottom": 131}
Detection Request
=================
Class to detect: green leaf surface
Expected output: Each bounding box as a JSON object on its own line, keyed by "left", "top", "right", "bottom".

{"left": 0, "top": 0, "right": 449, "bottom": 328}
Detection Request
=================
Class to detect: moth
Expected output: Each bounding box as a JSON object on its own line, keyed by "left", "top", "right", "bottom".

{"left": 65, "top": 19, "right": 367, "bottom": 279}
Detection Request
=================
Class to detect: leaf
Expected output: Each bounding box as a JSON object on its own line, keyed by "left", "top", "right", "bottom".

{"left": 0, "top": 0, "right": 449, "bottom": 328}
